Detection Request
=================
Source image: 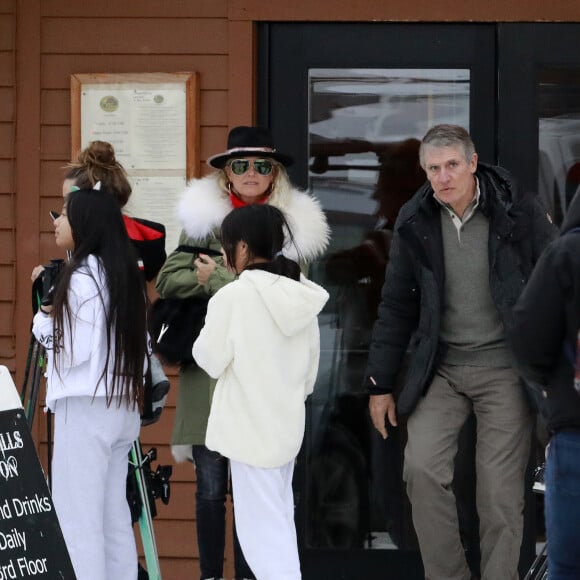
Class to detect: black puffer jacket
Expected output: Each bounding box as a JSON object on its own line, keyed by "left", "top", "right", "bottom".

{"left": 365, "top": 163, "right": 557, "bottom": 415}
{"left": 509, "top": 190, "right": 580, "bottom": 432}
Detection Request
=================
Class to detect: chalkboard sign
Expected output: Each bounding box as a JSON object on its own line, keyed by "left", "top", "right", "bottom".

{"left": 0, "top": 366, "right": 76, "bottom": 579}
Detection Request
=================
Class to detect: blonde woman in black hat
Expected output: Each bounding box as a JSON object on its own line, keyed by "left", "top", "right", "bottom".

{"left": 155, "top": 126, "right": 329, "bottom": 580}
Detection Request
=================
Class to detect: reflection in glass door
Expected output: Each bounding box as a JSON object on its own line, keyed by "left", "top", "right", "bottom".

{"left": 537, "top": 69, "right": 580, "bottom": 227}
{"left": 304, "top": 69, "right": 469, "bottom": 552}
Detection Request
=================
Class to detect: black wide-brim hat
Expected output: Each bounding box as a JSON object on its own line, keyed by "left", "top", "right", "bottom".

{"left": 207, "top": 126, "right": 294, "bottom": 169}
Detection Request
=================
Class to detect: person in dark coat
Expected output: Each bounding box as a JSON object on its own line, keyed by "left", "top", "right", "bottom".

{"left": 366, "top": 124, "right": 556, "bottom": 580}
{"left": 509, "top": 189, "right": 580, "bottom": 580}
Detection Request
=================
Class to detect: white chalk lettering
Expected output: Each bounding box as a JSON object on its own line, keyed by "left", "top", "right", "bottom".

{"left": 0, "top": 498, "right": 12, "bottom": 520}
{"left": 0, "top": 528, "right": 26, "bottom": 552}
{"left": 0, "top": 432, "right": 23, "bottom": 460}
{"left": 0, "top": 456, "right": 18, "bottom": 481}
{"left": 11, "top": 494, "right": 52, "bottom": 517}
{"left": 16, "top": 557, "right": 47, "bottom": 576}
{"left": 0, "top": 559, "right": 16, "bottom": 580}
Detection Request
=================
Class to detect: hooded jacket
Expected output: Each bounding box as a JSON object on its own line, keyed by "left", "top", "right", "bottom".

{"left": 364, "top": 163, "right": 556, "bottom": 415}
{"left": 123, "top": 215, "right": 166, "bottom": 282}
{"left": 155, "top": 173, "right": 330, "bottom": 456}
{"left": 509, "top": 190, "right": 580, "bottom": 432}
{"left": 193, "top": 269, "right": 329, "bottom": 468}
{"left": 32, "top": 255, "right": 118, "bottom": 411}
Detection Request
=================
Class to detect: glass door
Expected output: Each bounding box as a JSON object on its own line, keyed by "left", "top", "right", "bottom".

{"left": 499, "top": 24, "right": 580, "bottom": 227}
{"left": 306, "top": 66, "right": 469, "bottom": 550}
{"left": 258, "top": 22, "right": 496, "bottom": 580}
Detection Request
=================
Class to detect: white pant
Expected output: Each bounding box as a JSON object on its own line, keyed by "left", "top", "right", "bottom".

{"left": 230, "top": 459, "right": 301, "bottom": 580}
{"left": 51, "top": 396, "right": 140, "bottom": 580}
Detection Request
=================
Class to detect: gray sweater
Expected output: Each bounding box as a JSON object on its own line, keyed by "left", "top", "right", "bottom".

{"left": 439, "top": 208, "right": 512, "bottom": 367}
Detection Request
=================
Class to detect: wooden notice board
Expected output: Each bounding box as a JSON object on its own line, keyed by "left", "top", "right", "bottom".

{"left": 70, "top": 72, "right": 200, "bottom": 252}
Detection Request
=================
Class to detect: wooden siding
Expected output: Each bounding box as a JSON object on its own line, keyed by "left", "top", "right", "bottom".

{"left": 0, "top": 1, "right": 15, "bottom": 368}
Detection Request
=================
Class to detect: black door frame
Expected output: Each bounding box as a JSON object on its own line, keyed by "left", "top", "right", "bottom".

{"left": 498, "top": 23, "right": 580, "bottom": 192}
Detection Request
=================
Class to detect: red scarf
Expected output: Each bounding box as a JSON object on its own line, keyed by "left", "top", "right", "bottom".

{"left": 229, "top": 192, "right": 270, "bottom": 209}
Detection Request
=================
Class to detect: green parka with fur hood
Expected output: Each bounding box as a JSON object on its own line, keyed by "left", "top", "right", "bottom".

{"left": 155, "top": 173, "right": 330, "bottom": 461}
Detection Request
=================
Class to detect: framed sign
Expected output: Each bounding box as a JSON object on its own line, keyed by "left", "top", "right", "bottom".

{"left": 71, "top": 72, "right": 200, "bottom": 251}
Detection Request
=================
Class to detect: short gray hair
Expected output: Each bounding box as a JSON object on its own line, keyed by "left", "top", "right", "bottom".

{"left": 419, "top": 124, "right": 476, "bottom": 169}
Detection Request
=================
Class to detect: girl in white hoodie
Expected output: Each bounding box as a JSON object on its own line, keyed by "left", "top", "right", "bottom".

{"left": 193, "top": 205, "right": 329, "bottom": 580}
{"left": 32, "top": 187, "right": 148, "bottom": 580}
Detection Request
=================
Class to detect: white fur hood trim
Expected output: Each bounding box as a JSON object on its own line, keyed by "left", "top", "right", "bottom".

{"left": 176, "top": 175, "right": 330, "bottom": 261}
{"left": 177, "top": 175, "right": 232, "bottom": 241}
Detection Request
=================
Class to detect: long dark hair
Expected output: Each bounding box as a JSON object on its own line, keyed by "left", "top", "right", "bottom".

{"left": 220, "top": 204, "right": 301, "bottom": 280}
{"left": 51, "top": 188, "right": 147, "bottom": 409}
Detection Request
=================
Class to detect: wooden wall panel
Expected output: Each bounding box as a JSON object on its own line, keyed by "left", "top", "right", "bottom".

{"left": 0, "top": 88, "right": 14, "bottom": 122}
{"left": 40, "top": 125, "right": 70, "bottom": 159}
{"left": 0, "top": 302, "right": 12, "bottom": 333}
{"left": 0, "top": 51, "right": 14, "bottom": 86}
{"left": 40, "top": 159, "right": 67, "bottom": 185}
{"left": 0, "top": 159, "right": 13, "bottom": 192}
{"left": 0, "top": 194, "right": 12, "bottom": 226}
{"left": 0, "top": 336, "right": 14, "bottom": 361}
{"left": 41, "top": 89, "right": 69, "bottom": 125}
{"left": 39, "top": 232, "right": 65, "bottom": 264}
{"left": 41, "top": 0, "right": 226, "bottom": 18}
{"left": 0, "top": 265, "right": 14, "bottom": 300}
{"left": 200, "top": 126, "right": 229, "bottom": 163}
{"left": 200, "top": 89, "right": 228, "bottom": 125}
{"left": 40, "top": 55, "right": 228, "bottom": 90}
{"left": 0, "top": 230, "right": 14, "bottom": 262}
{"left": 229, "top": 0, "right": 580, "bottom": 21}
{"left": 0, "top": 124, "right": 14, "bottom": 157}
{"left": 42, "top": 18, "right": 228, "bottom": 54}
{"left": 0, "top": 14, "right": 13, "bottom": 49}
{"left": 0, "top": 1, "right": 15, "bottom": 13}
{"left": 0, "top": 0, "right": 14, "bottom": 372}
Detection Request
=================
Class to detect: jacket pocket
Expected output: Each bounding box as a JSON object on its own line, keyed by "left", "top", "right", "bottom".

{"left": 397, "top": 333, "right": 436, "bottom": 415}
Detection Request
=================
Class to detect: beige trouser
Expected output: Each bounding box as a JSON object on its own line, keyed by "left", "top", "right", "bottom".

{"left": 403, "top": 364, "right": 533, "bottom": 580}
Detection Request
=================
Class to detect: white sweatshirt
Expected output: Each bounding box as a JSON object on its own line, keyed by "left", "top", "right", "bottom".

{"left": 32, "top": 255, "right": 116, "bottom": 411}
{"left": 193, "top": 269, "right": 329, "bottom": 469}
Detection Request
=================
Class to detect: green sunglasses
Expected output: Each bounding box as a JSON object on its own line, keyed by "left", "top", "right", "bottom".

{"left": 228, "top": 158, "right": 275, "bottom": 176}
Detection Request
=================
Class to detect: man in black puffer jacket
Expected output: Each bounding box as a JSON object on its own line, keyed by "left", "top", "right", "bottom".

{"left": 365, "top": 124, "right": 556, "bottom": 580}
{"left": 509, "top": 188, "right": 580, "bottom": 579}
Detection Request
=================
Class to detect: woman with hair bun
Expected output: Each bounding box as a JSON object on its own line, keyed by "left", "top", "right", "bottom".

{"left": 61, "top": 141, "right": 169, "bottom": 425}
{"left": 64, "top": 140, "right": 166, "bottom": 284}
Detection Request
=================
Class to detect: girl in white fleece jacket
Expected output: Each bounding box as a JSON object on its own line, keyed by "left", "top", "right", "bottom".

{"left": 193, "top": 205, "right": 329, "bottom": 580}
{"left": 32, "top": 188, "right": 148, "bottom": 580}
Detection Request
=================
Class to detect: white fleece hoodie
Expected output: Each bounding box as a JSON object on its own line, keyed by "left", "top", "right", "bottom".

{"left": 193, "top": 269, "right": 329, "bottom": 469}
{"left": 32, "top": 255, "right": 115, "bottom": 411}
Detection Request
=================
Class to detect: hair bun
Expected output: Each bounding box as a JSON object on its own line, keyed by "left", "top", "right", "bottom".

{"left": 79, "top": 141, "right": 116, "bottom": 168}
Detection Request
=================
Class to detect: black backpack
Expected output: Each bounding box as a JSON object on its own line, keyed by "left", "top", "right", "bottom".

{"left": 149, "top": 246, "right": 222, "bottom": 366}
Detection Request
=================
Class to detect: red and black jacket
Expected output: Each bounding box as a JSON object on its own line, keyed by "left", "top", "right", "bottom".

{"left": 123, "top": 215, "right": 166, "bottom": 282}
